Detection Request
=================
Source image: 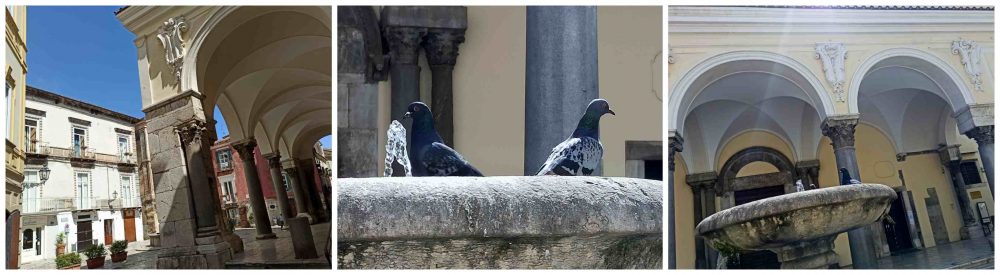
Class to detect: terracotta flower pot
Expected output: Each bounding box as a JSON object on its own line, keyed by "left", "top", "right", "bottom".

{"left": 56, "top": 244, "right": 65, "bottom": 256}
{"left": 111, "top": 252, "right": 128, "bottom": 263}
{"left": 86, "top": 257, "right": 105, "bottom": 269}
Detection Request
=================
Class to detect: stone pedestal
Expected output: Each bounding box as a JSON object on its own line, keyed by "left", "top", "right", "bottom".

{"left": 773, "top": 237, "right": 839, "bottom": 269}
{"left": 288, "top": 217, "right": 318, "bottom": 259}
{"left": 821, "top": 114, "right": 878, "bottom": 269}
{"left": 524, "top": 6, "right": 600, "bottom": 175}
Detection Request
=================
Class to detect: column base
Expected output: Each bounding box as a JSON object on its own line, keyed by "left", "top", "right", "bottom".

{"left": 155, "top": 239, "right": 233, "bottom": 269}
{"left": 256, "top": 232, "right": 278, "bottom": 240}
{"left": 960, "top": 224, "right": 985, "bottom": 240}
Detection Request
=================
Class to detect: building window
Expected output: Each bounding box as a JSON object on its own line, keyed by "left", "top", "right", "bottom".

{"left": 24, "top": 117, "right": 39, "bottom": 153}
{"left": 23, "top": 170, "right": 40, "bottom": 213}
{"left": 960, "top": 161, "right": 982, "bottom": 185}
{"left": 118, "top": 134, "right": 131, "bottom": 162}
{"left": 221, "top": 178, "right": 236, "bottom": 203}
{"left": 22, "top": 229, "right": 33, "bottom": 250}
{"left": 216, "top": 149, "right": 232, "bottom": 171}
{"left": 76, "top": 172, "right": 91, "bottom": 209}
{"left": 6, "top": 81, "right": 12, "bottom": 140}
{"left": 121, "top": 176, "right": 135, "bottom": 207}
{"left": 72, "top": 127, "right": 87, "bottom": 157}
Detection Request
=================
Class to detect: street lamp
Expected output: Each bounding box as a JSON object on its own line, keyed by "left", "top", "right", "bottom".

{"left": 108, "top": 191, "right": 119, "bottom": 213}
{"left": 39, "top": 165, "right": 50, "bottom": 183}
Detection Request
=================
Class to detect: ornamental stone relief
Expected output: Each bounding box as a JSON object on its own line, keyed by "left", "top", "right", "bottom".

{"left": 157, "top": 16, "right": 188, "bottom": 84}
{"left": 952, "top": 39, "right": 985, "bottom": 92}
{"left": 815, "top": 42, "right": 847, "bottom": 102}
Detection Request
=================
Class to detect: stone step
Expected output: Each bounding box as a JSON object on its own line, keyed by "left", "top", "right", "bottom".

{"left": 224, "top": 260, "right": 330, "bottom": 269}
{"left": 948, "top": 257, "right": 994, "bottom": 269}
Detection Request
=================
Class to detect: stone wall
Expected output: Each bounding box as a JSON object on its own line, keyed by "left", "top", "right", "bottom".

{"left": 338, "top": 176, "right": 662, "bottom": 269}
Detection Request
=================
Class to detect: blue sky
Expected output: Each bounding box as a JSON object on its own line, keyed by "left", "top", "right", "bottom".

{"left": 25, "top": 6, "right": 331, "bottom": 148}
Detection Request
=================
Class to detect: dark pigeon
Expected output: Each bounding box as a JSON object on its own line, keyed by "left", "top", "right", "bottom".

{"left": 537, "top": 99, "right": 615, "bottom": 176}
{"left": 404, "top": 102, "right": 484, "bottom": 177}
{"left": 840, "top": 168, "right": 861, "bottom": 185}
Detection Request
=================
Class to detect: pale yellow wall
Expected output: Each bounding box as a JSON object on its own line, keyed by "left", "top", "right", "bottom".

{"left": 736, "top": 161, "right": 779, "bottom": 177}
{"left": 672, "top": 155, "right": 694, "bottom": 269}
{"left": 377, "top": 6, "right": 663, "bottom": 176}
{"left": 715, "top": 130, "right": 795, "bottom": 171}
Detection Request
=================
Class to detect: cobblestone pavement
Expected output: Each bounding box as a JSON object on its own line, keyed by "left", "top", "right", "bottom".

{"left": 873, "top": 237, "right": 994, "bottom": 269}
{"left": 20, "top": 222, "right": 331, "bottom": 269}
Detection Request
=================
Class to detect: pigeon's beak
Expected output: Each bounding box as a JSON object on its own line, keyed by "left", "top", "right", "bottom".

{"left": 607, "top": 109, "right": 616, "bottom": 116}
{"left": 403, "top": 112, "right": 412, "bottom": 118}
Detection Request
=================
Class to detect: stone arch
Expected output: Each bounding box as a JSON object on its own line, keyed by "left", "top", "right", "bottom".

{"left": 848, "top": 47, "right": 974, "bottom": 114}
{"left": 668, "top": 50, "right": 835, "bottom": 132}
{"left": 718, "top": 146, "right": 795, "bottom": 209}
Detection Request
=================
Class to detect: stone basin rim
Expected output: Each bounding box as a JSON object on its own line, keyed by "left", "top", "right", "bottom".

{"left": 696, "top": 184, "right": 896, "bottom": 235}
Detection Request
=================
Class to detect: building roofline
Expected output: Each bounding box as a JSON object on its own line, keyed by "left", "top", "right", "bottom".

{"left": 26, "top": 86, "right": 142, "bottom": 124}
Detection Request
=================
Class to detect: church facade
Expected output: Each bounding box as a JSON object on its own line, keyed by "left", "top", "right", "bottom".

{"left": 668, "top": 6, "right": 994, "bottom": 269}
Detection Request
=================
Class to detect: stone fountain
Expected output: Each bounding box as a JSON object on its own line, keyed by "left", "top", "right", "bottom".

{"left": 696, "top": 184, "right": 897, "bottom": 269}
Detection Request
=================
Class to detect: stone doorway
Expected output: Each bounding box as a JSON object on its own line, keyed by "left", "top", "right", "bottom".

{"left": 883, "top": 190, "right": 916, "bottom": 254}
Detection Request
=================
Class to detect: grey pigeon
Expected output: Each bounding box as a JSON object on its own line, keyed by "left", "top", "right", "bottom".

{"left": 404, "top": 102, "right": 484, "bottom": 177}
{"left": 537, "top": 99, "right": 615, "bottom": 176}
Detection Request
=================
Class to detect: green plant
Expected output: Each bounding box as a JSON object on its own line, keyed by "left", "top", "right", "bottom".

{"left": 82, "top": 245, "right": 107, "bottom": 259}
{"left": 109, "top": 240, "right": 128, "bottom": 254}
{"left": 56, "top": 233, "right": 66, "bottom": 245}
{"left": 55, "top": 253, "right": 81, "bottom": 268}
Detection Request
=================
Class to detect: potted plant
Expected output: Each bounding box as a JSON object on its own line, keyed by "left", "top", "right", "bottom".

{"left": 55, "top": 253, "right": 81, "bottom": 269}
{"left": 82, "top": 244, "right": 107, "bottom": 269}
{"left": 55, "top": 232, "right": 66, "bottom": 256}
{"left": 109, "top": 240, "right": 128, "bottom": 263}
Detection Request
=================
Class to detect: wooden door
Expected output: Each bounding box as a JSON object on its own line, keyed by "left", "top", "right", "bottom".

{"left": 76, "top": 220, "right": 92, "bottom": 252}
{"left": 103, "top": 220, "right": 113, "bottom": 245}
{"left": 6, "top": 211, "right": 21, "bottom": 269}
{"left": 124, "top": 209, "right": 136, "bottom": 242}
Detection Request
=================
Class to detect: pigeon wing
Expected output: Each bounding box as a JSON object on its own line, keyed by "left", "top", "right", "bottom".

{"left": 422, "top": 142, "right": 477, "bottom": 176}
{"left": 536, "top": 137, "right": 603, "bottom": 176}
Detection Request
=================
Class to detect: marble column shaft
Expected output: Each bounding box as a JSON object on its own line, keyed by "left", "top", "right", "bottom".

{"left": 667, "top": 135, "right": 683, "bottom": 269}
{"left": 944, "top": 161, "right": 978, "bottom": 226}
{"left": 687, "top": 173, "right": 717, "bottom": 269}
{"left": 821, "top": 116, "right": 878, "bottom": 269}
{"left": 265, "top": 154, "right": 294, "bottom": 220}
{"left": 524, "top": 6, "right": 600, "bottom": 175}
{"left": 284, "top": 165, "right": 314, "bottom": 223}
{"left": 175, "top": 120, "right": 220, "bottom": 237}
{"left": 423, "top": 28, "right": 465, "bottom": 146}
{"left": 965, "top": 125, "right": 994, "bottom": 197}
{"left": 233, "top": 140, "right": 275, "bottom": 239}
{"left": 384, "top": 26, "right": 425, "bottom": 176}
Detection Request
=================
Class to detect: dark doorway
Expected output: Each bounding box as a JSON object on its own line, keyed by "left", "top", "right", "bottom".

{"left": 104, "top": 220, "right": 114, "bottom": 245}
{"left": 727, "top": 185, "right": 785, "bottom": 269}
{"left": 76, "top": 220, "right": 93, "bottom": 252}
{"left": 883, "top": 191, "right": 915, "bottom": 254}
{"left": 644, "top": 160, "right": 662, "bottom": 180}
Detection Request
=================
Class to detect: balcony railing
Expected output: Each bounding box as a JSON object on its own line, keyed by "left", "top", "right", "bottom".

{"left": 75, "top": 196, "right": 97, "bottom": 210}
{"left": 22, "top": 197, "right": 77, "bottom": 214}
{"left": 27, "top": 145, "right": 137, "bottom": 164}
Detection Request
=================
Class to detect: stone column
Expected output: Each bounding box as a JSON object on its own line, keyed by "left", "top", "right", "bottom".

{"left": 383, "top": 26, "right": 425, "bottom": 176}
{"left": 423, "top": 28, "right": 465, "bottom": 146}
{"left": 821, "top": 115, "right": 878, "bottom": 269}
{"left": 938, "top": 145, "right": 983, "bottom": 239}
{"left": 283, "top": 164, "right": 314, "bottom": 223}
{"left": 795, "top": 160, "right": 821, "bottom": 190}
{"left": 964, "top": 125, "right": 994, "bottom": 197}
{"left": 264, "top": 154, "right": 293, "bottom": 220}
{"left": 232, "top": 140, "right": 276, "bottom": 239}
{"left": 687, "top": 172, "right": 717, "bottom": 269}
{"left": 175, "top": 121, "right": 221, "bottom": 238}
{"left": 524, "top": 6, "right": 600, "bottom": 175}
{"left": 337, "top": 6, "right": 385, "bottom": 178}
{"left": 667, "top": 135, "right": 683, "bottom": 269}
{"left": 297, "top": 158, "right": 325, "bottom": 223}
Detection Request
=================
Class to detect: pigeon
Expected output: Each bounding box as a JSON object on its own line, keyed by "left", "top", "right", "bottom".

{"left": 839, "top": 168, "right": 862, "bottom": 185}
{"left": 795, "top": 179, "right": 805, "bottom": 192}
{"left": 536, "top": 99, "right": 615, "bottom": 176}
{"left": 404, "top": 102, "right": 484, "bottom": 177}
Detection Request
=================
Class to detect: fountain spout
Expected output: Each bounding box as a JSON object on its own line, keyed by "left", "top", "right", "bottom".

{"left": 384, "top": 120, "right": 412, "bottom": 177}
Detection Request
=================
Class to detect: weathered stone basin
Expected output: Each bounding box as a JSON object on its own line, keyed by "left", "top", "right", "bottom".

{"left": 696, "top": 184, "right": 896, "bottom": 269}
{"left": 338, "top": 176, "right": 662, "bottom": 269}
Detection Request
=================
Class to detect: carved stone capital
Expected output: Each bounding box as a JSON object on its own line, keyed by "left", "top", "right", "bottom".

{"left": 822, "top": 115, "right": 859, "bottom": 148}
{"left": 686, "top": 172, "right": 717, "bottom": 192}
{"left": 232, "top": 139, "right": 258, "bottom": 160}
{"left": 795, "top": 159, "right": 821, "bottom": 177}
{"left": 668, "top": 135, "right": 684, "bottom": 171}
{"left": 422, "top": 28, "right": 466, "bottom": 66}
{"left": 263, "top": 153, "right": 282, "bottom": 169}
{"left": 283, "top": 167, "right": 299, "bottom": 177}
{"left": 815, "top": 42, "right": 847, "bottom": 102}
{"left": 952, "top": 39, "right": 984, "bottom": 91}
{"left": 383, "top": 26, "right": 427, "bottom": 65}
{"left": 964, "top": 125, "right": 994, "bottom": 145}
{"left": 174, "top": 120, "right": 206, "bottom": 147}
